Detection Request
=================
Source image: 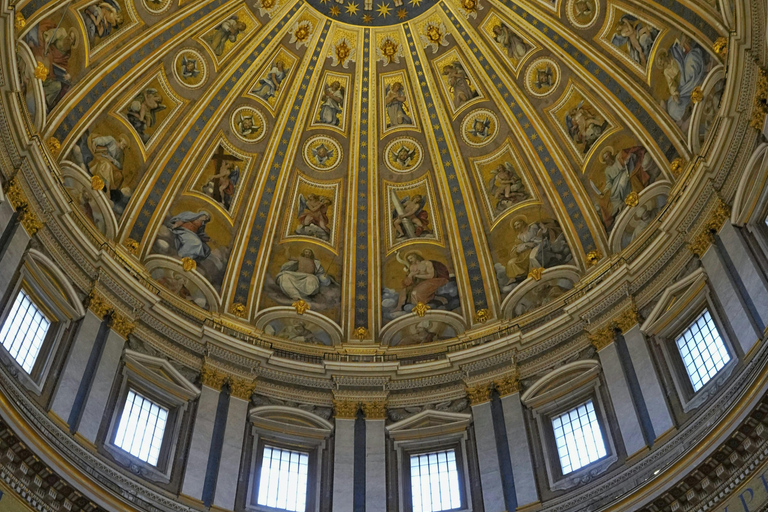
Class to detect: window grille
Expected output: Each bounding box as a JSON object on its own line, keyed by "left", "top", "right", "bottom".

{"left": 257, "top": 445, "right": 309, "bottom": 512}
{"left": 0, "top": 290, "right": 50, "bottom": 373}
{"left": 409, "top": 449, "right": 462, "bottom": 512}
{"left": 552, "top": 400, "right": 607, "bottom": 475}
{"left": 675, "top": 310, "right": 730, "bottom": 392}
{"left": 114, "top": 390, "right": 168, "bottom": 466}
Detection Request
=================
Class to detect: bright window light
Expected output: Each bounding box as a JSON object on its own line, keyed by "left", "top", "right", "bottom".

{"left": 675, "top": 310, "right": 730, "bottom": 392}
{"left": 0, "top": 289, "right": 50, "bottom": 373}
{"left": 113, "top": 390, "right": 168, "bottom": 466}
{"left": 257, "top": 445, "right": 309, "bottom": 512}
{"left": 552, "top": 400, "right": 607, "bottom": 475}
{"left": 410, "top": 449, "right": 462, "bottom": 512}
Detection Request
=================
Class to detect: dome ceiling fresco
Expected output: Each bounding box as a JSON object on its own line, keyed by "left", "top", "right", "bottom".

{"left": 14, "top": 0, "right": 729, "bottom": 347}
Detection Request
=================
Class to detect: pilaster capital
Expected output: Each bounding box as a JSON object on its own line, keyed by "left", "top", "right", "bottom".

{"left": 229, "top": 377, "right": 258, "bottom": 400}
{"left": 589, "top": 327, "right": 615, "bottom": 351}
{"left": 87, "top": 289, "right": 113, "bottom": 319}
{"left": 333, "top": 400, "right": 359, "bottom": 419}
{"left": 109, "top": 312, "right": 135, "bottom": 339}
{"left": 465, "top": 383, "right": 492, "bottom": 405}
{"left": 494, "top": 371, "right": 520, "bottom": 397}
{"left": 200, "top": 363, "right": 228, "bottom": 391}
{"left": 361, "top": 401, "right": 387, "bottom": 420}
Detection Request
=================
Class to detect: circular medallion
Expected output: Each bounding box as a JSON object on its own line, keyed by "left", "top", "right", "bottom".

{"left": 303, "top": 135, "right": 343, "bottom": 171}
{"left": 384, "top": 137, "right": 424, "bottom": 173}
{"left": 566, "top": 0, "right": 600, "bottom": 29}
{"left": 461, "top": 109, "right": 499, "bottom": 147}
{"left": 525, "top": 58, "right": 560, "bottom": 97}
{"left": 173, "top": 49, "right": 207, "bottom": 90}
{"left": 231, "top": 106, "right": 266, "bottom": 143}
{"left": 143, "top": 0, "right": 172, "bottom": 14}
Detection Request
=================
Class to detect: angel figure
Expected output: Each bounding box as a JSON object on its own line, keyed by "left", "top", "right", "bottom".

{"left": 310, "top": 144, "right": 334, "bottom": 166}
{"left": 565, "top": 101, "right": 608, "bottom": 154}
{"left": 468, "top": 116, "right": 491, "bottom": 139}
{"left": 253, "top": 60, "right": 288, "bottom": 101}
{"left": 87, "top": 132, "right": 130, "bottom": 201}
{"left": 181, "top": 55, "right": 200, "bottom": 80}
{"left": 125, "top": 87, "right": 166, "bottom": 144}
{"left": 237, "top": 112, "right": 260, "bottom": 137}
{"left": 391, "top": 144, "right": 417, "bottom": 169}
{"left": 295, "top": 193, "right": 332, "bottom": 240}
{"left": 384, "top": 82, "right": 412, "bottom": 127}
{"left": 442, "top": 61, "right": 476, "bottom": 108}
{"left": 610, "top": 14, "right": 659, "bottom": 68}
{"left": 209, "top": 160, "right": 240, "bottom": 209}
{"left": 489, "top": 162, "right": 528, "bottom": 213}
{"left": 82, "top": 0, "right": 123, "bottom": 46}
{"left": 204, "top": 16, "right": 247, "bottom": 57}
{"left": 318, "top": 81, "right": 345, "bottom": 126}
{"left": 392, "top": 193, "right": 431, "bottom": 239}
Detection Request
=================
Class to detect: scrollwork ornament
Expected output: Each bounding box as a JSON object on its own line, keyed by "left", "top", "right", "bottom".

{"left": 465, "top": 383, "right": 492, "bottom": 405}
{"left": 229, "top": 377, "right": 257, "bottom": 400}
{"left": 361, "top": 401, "right": 387, "bottom": 419}
{"left": 333, "top": 400, "right": 359, "bottom": 419}
{"left": 181, "top": 257, "right": 196, "bottom": 272}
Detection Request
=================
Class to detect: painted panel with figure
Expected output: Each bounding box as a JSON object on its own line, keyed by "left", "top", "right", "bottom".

{"left": 77, "top": 0, "right": 138, "bottom": 56}
{"left": 384, "top": 177, "right": 441, "bottom": 252}
{"left": 310, "top": 71, "right": 349, "bottom": 133}
{"left": 186, "top": 137, "right": 252, "bottom": 218}
{"left": 248, "top": 47, "right": 298, "bottom": 113}
{"left": 261, "top": 244, "right": 343, "bottom": 322}
{"left": 197, "top": 6, "right": 259, "bottom": 69}
{"left": 282, "top": 174, "right": 341, "bottom": 249}
{"left": 380, "top": 70, "right": 418, "bottom": 134}
{"left": 599, "top": 5, "right": 663, "bottom": 77}
{"left": 481, "top": 12, "right": 536, "bottom": 75}
{"left": 381, "top": 246, "right": 462, "bottom": 326}
{"left": 264, "top": 318, "right": 334, "bottom": 345}
{"left": 489, "top": 207, "right": 573, "bottom": 299}
{"left": 431, "top": 49, "right": 483, "bottom": 116}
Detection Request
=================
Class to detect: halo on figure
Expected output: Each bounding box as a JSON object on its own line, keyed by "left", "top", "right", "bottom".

{"left": 598, "top": 145, "right": 615, "bottom": 164}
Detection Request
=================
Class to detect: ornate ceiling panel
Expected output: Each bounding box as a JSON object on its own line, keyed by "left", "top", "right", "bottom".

{"left": 13, "top": 0, "right": 729, "bottom": 346}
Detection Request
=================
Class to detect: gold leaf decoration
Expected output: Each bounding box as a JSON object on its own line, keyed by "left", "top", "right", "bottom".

{"left": 465, "top": 383, "right": 492, "bottom": 405}
{"left": 670, "top": 157, "right": 686, "bottom": 177}
{"left": 17, "top": 204, "right": 43, "bottom": 236}
{"left": 586, "top": 250, "right": 602, "bottom": 267}
{"left": 229, "top": 302, "right": 247, "bottom": 318}
{"left": 333, "top": 400, "right": 359, "bottom": 419}
{"left": 713, "top": 37, "right": 728, "bottom": 58}
{"left": 750, "top": 68, "right": 768, "bottom": 131}
{"left": 528, "top": 267, "right": 543, "bottom": 281}
{"left": 494, "top": 372, "right": 519, "bottom": 397}
{"left": 201, "top": 364, "right": 228, "bottom": 390}
{"left": 87, "top": 289, "right": 113, "bottom": 319}
{"left": 110, "top": 312, "right": 135, "bottom": 339}
{"left": 91, "top": 175, "right": 105, "bottom": 191}
{"left": 589, "top": 327, "right": 614, "bottom": 351}
{"left": 361, "top": 401, "right": 387, "bottom": 419}
{"left": 181, "top": 257, "right": 197, "bottom": 272}
{"left": 292, "top": 299, "right": 310, "bottom": 315}
{"left": 123, "top": 238, "right": 140, "bottom": 256}
{"left": 34, "top": 61, "right": 48, "bottom": 80}
{"left": 473, "top": 308, "right": 490, "bottom": 323}
{"left": 413, "top": 302, "right": 430, "bottom": 317}
{"left": 625, "top": 191, "right": 639, "bottom": 207}
{"left": 14, "top": 12, "right": 26, "bottom": 31}
{"left": 229, "top": 377, "right": 257, "bottom": 400}
{"left": 690, "top": 86, "right": 704, "bottom": 104}
{"left": 354, "top": 326, "right": 368, "bottom": 340}
{"left": 46, "top": 137, "right": 61, "bottom": 157}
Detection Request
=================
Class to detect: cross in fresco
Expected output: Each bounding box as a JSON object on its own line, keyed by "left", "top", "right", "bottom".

{"left": 208, "top": 145, "right": 243, "bottom": 204}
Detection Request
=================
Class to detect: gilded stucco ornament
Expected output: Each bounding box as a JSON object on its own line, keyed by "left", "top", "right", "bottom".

{"left": 230, "top": 377, "right": 258, "bottom": 400}
{"left": 201, "top": 364, "right": 228, "bottom": 390}
{"left": 14, "top": 12, "right": 25, "bottom": 31}
{"left": 586, "top": 249, "right": 602, "bottom": 266}
{"left": 17, "top": 204, "right": 43, "bottom": 236}
{"left": 589, "top": 327, "right": 615, "bottom": 351}
{"left": 750, "top": 67, "right": 768, "bottom": 130}
{"left": 292, "top": 299, "right": 310, "bottom": 315}
{"left": 528, "top": 267, "right": 544, "bottom": 281}
{"left": 413, "top": 302, "right": 430, "bottom": 317}
{"left": 123, "top": 238, "right": 140, "bottom": 256}
{"left": 361, "top": 401, "right": 387, "bottom": 419}
{"left": 713, "top": 36, "right": 728, "bottom": 57}
{"left": 465, "top": 383, "right": 492, "bottom": 405}
{"left": 590, "top": 305, "right": 639, "bottom": 350}
{"left": 46, "top": 137, "right": 61, "bottom": 157}
{"left": 354, "top": 326, "right": 368, "bottom": 340}
{"left": 670, "top": 157, "right": 686, "bottom": 177}
{"left": 691, "top": 86, "right": 704, "bottom": 104}
{"left": 2, "top": 176, "right": 24, "bottom": 209}
{"left": 181, "top": 257, "right": 196, "bottom": 272}
{"left": 91, "top": 175, "right": 105, "bottom": 191}
{"left": 473, "top": 308, "right": 490, "bottom": 323}
{"left": 229, "top": 302, "right": 247, "bottom": 318}
{"left": 334, "top": 400, "right": 359, "bottom": 419}
{"left": 624, "top": 191, "right": 639, "bottom": 207}
{"left": 33, "top": 61, "right": 48, "bottom": 80}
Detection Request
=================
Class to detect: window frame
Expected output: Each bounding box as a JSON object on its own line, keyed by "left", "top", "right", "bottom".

{"left": 549, "top": 399, "right": 608, "bottom": 476}
{"left": 401, "top": 443, "right": 467, "bottom": 512}
{"left": 522, "top": 361, "right": 618, "bottom": 491}
{"left": 245, "top": 406, "right": 334, "bottom": 512}
{"left": 0, "top": 274, "right": 71, "bottom": 394}
{"left": 655, "top": 299, "right": 737, "bottom": 413}
{"left": 102, "top": 351, "right": 198, "bottom": 483}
